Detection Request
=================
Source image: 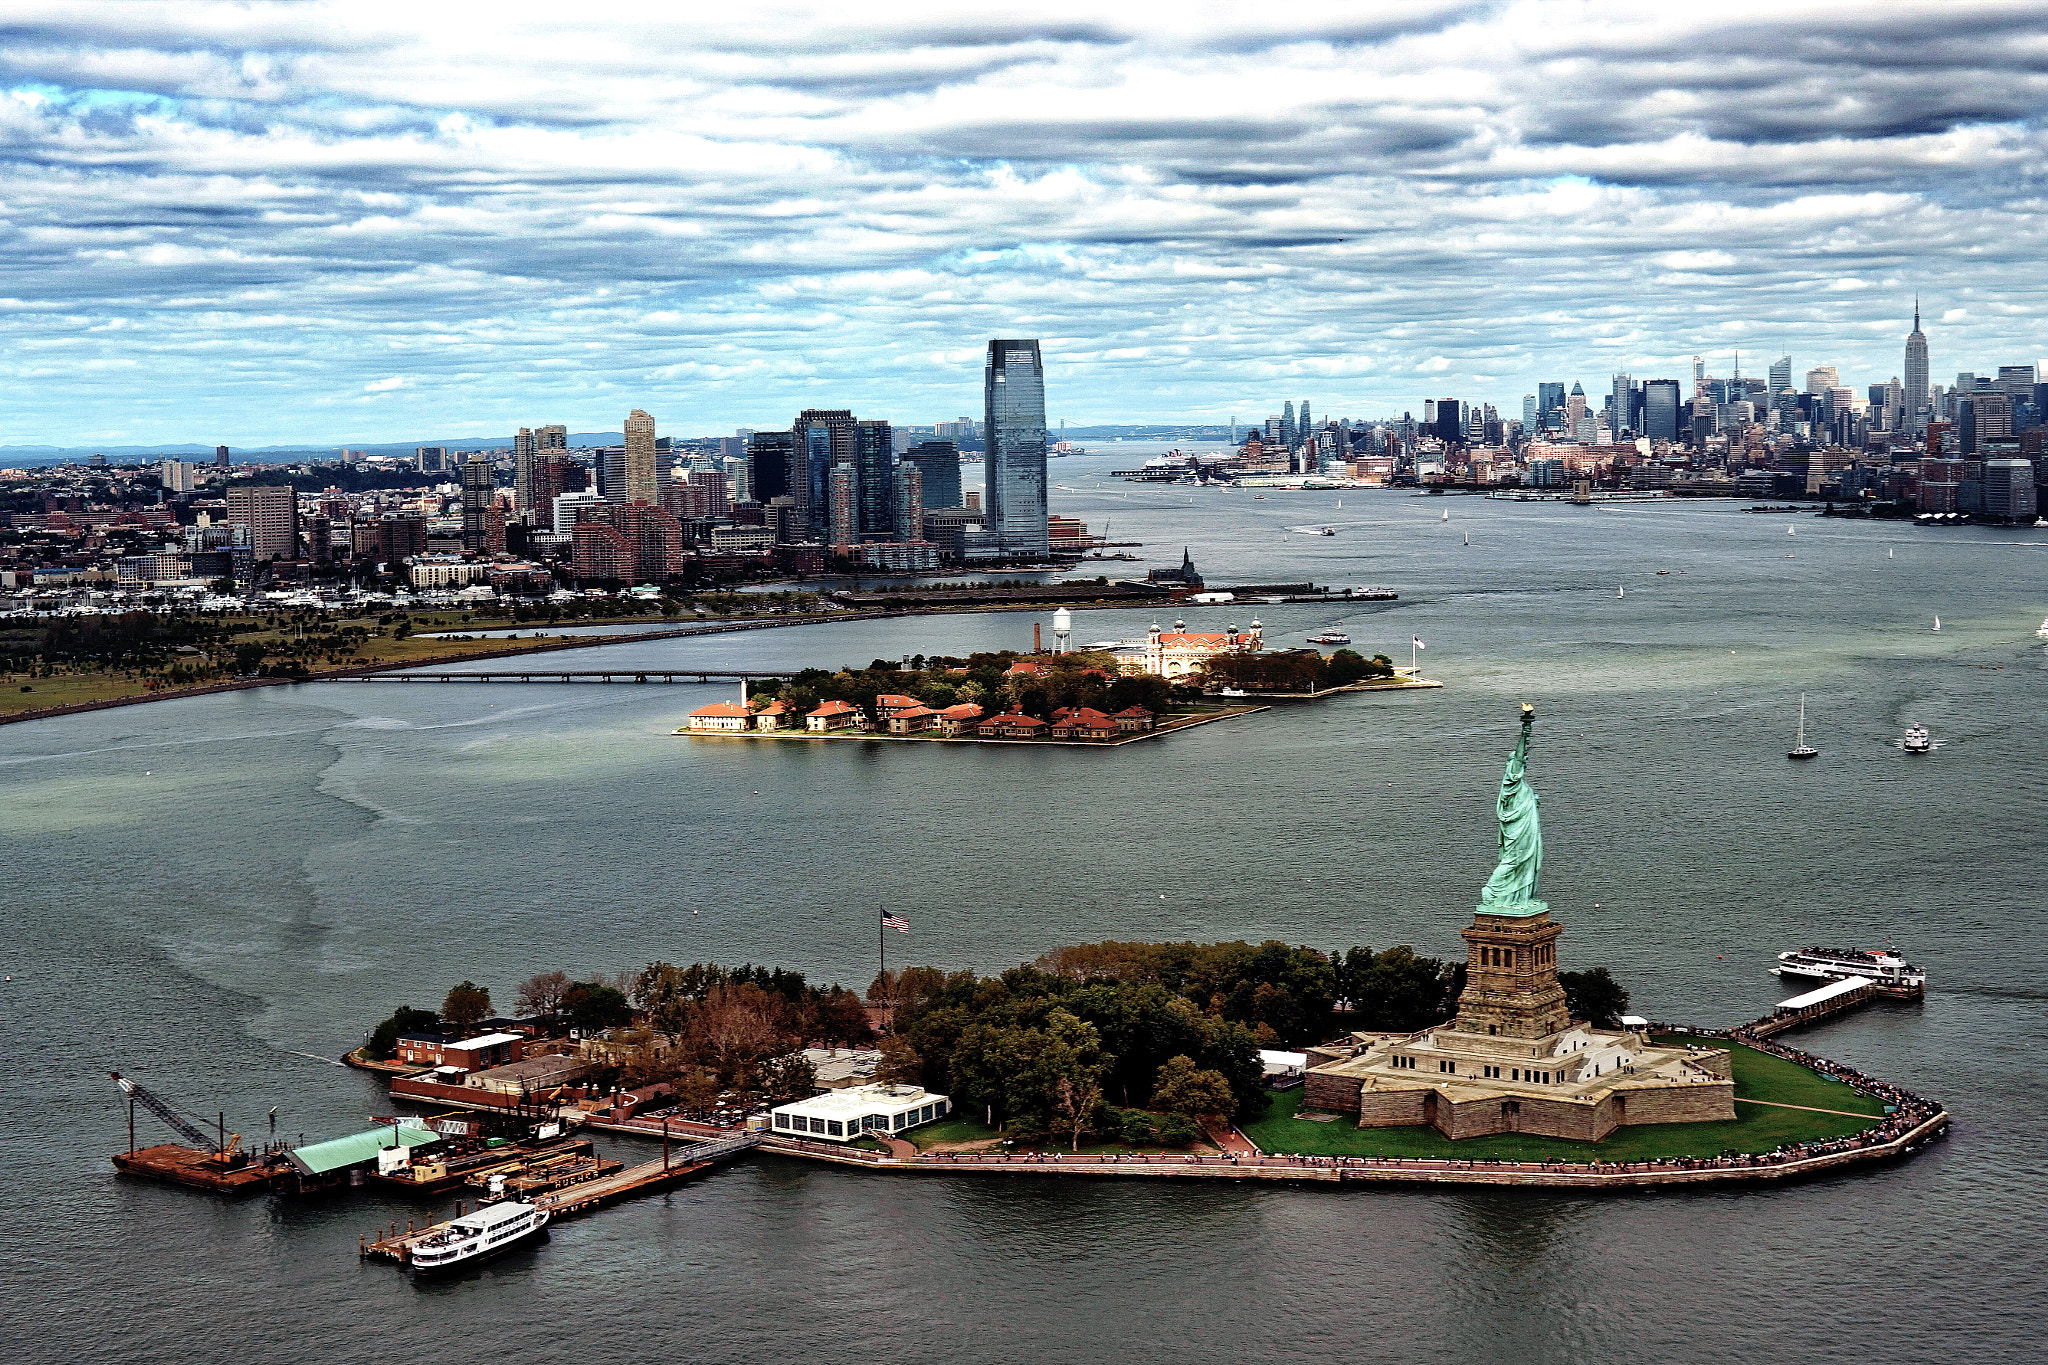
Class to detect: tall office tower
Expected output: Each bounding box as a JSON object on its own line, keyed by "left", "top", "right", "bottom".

{"left": 893, "top": 464, "right": 924, "bottom": 541}
{"left": 459, "top": 455, "right": 494, "bottom": 551}
{"left": 984, "top": 338, "right": 1049, "bottom": 558}
{"left": 1566, "top": 383, "right": 1587, "bottom": 437}
{"left": 1281, "top": 401, "right": 1297, "bottom": 449}
{"left": 1769, "top": 356, "right": 1792, "bottom": 403}
{"left": 902, "top": 439, "right": 962, "bottom": 510}
{"left": 623, "top": 410, "right": 659, "bottom": 505}
{"left": 536, "top": 424, "right": 567, "bottom": 452}
{"left": 1298, "top": 400, "right": 1312, "bottom": 443}
{"left": 1643, "top": 380, "right": 1681, "bottom": 442}
{"left": 1692, "top": 355, "right": 1705, "bottom": 391}
{"left": 1610, "top": 374, "right": 1634, "bottom": 438}
{"left": 225, "top": 485, "right": 299, "bottom": 561}
{"left": 1805, "top": 365, "right": 1839, "bottom": 395}
{"left": 1265, "top": 414, "right": 1284, "bottom": 443}
{"left": 793, "top": 409, "right": 858, "bottom": 532}
{"left": 1959, "top": 392, "right": 2012, "bottom": 454}
{"left": 1904, "top": 300, "right": 1929, "bottom": 428}
{"left": 1435, "top": 399, "right": 1463, "bottom": 445}
{"left": 214, "top": 445, "right": 231, "bottom": 466}
{"left": 1536, "top": 381, "right": 1565, "bottom": 430}
{"left": 828, "top": 462, "right": 858, "bottom": 547}
{"left": 160, "top": 460, "right": 194, "bottom": 494}
{"left": 1421, "top": 400, "right": 1436, "bottom": 426}
{"left": 1996, "top": 365, "right": 2037, "bottom": 400}
{"left": 513, "top": 427, "right": 536, "bottom": 515}
{"left": 747, "top": 430, "right": 795, "bottom": 504}
{"left": 531, "top": 453, "right": 584, "bottom": 522}
{"left": 1875, "top": 379, "right": 1905, "bottom": 432}
{"left": 1522, "top": 394, "right": 1538, "bottom": 427}
{"left": 854, "top": 419, "right": 895, "bottom": 537}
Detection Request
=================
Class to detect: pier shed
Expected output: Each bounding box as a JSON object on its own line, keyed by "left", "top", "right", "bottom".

{"left": 287, "top": 1123, "right": 443, "bottom": 1181}
{"left": 770, "top": 1084, "right": 950, "bottom": 1142}
{"left": 1774, "top": 975, "right": 1874, "bottom": 1023}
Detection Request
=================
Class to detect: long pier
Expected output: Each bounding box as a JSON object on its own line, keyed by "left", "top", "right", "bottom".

{"left": 321, "top": 669, "right": 793, "bottom": 684}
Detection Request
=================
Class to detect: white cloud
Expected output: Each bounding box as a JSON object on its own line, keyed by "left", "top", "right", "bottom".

{"left": 0, "top": 0, "right": 2045, "bottom": 442}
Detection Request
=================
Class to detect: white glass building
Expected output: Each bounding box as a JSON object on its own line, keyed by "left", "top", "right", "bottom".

{"left": 769, "top": 1083, "right": 951, "bottom": 1143}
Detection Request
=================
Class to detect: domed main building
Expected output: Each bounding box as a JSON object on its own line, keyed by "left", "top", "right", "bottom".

{"left": 1303, "top": 709, "right": 1736, "bottom": 1141}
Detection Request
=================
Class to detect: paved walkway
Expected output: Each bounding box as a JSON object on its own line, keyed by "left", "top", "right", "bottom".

{"left": 1733, "top": 1097, "right": 1885, "bottom": 1119}
{"left": 1202, "top": 1118, "right": 1260, "bottom": 1155}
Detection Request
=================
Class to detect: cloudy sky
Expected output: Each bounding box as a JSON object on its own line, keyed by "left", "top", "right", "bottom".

{"left": 5, "top": 0, "right": 2048, "bottom": 446}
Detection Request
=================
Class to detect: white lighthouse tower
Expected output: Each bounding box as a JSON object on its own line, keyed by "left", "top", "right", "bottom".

{"left": 1052, "top": 607, "right": 1072, "bottom": 655}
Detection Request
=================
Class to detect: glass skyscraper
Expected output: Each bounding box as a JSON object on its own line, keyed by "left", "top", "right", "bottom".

{"left": 902, "top": 440, "right": 963, "bottom": 511}
{"left": 1643, "top": 380, "right": 1681, "bottom": 442}
{"left": 983, "top": 339, "right": 1048, "bottom": 557}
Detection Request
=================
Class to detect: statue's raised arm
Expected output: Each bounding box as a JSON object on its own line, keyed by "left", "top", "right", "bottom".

{"left": 1477, "top": 704, "right": 1547, "bottom": 916}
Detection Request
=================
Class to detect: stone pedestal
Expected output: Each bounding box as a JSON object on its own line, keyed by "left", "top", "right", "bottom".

{"left": 1455, "top": 910, "right": 1569, "bottom": 1038}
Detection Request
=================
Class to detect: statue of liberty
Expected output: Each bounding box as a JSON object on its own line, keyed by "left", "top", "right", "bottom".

{"left": 1477, "top": 704, "right": 1547, "bottom": 916}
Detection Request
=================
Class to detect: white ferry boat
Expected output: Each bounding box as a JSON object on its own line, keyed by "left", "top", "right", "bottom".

{"left": 1306, "top": 631, "right": 1351, "bottom": 644}
{"left": 407, "top": 1200, "right": 549, "bottom": 1274}
{"left": 1774, "top": 946, "right": 1924, "bottom": 993}
{"left": 1903, "top": 724, "right": 1932, "bottom": 753}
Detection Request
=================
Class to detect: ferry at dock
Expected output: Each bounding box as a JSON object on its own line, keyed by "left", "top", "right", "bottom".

{"left": 1774, "top": 946, "right": 1924, "bottom": 995}
{"left": 405, "top": 1200, "right": 549, "bottom": 1274}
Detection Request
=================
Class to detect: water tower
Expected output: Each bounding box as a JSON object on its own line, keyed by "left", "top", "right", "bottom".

{"left": 1052, "top": 607, "right": 1072, "bottom": 655}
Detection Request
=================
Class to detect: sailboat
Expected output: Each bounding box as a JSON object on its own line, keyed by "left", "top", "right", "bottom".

{"left": 1888, "top": 547, "right": 1894, "bottom": 559}
{"left": 1440, "top": 508, "right": 1449, "bottom": 522}
{"left": 1787, "top": 525, "right": 1796, "bottom": 536}
{"left": 1336, "top": 499, "right": 1342, "bottom": 508}
{"left": 1463, "top": 531, "right": 1469, "bottom": 547}
{"left": 1617, "top": 586, "right": 1625, "bottom": 598}
{"left": 1787, "top": 694, "right": 1818, "bottom": 760}
{"left": 1932, "top": 616, "right": 1941, "bottom": 632}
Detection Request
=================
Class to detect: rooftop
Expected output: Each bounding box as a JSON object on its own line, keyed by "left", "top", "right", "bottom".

{"left": 288, "top": 1123, "right": 441, "bottom": 1176}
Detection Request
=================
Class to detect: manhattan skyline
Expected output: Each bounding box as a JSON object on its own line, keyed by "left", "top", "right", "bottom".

{"left": 3, "top": 3, "right": 2048, "bottom": 445}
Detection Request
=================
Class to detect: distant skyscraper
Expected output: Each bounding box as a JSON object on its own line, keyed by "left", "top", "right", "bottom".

{"left": 828, "top": 462, "right": 858, "bottom": 547}
{"left": 854, "top": 419, "right": 895, "bottom": 538}
{"left": 1566, "top": 383, "right": 1587, "bottom": 440}
{"left": 747, "top": 430, "right": 795, "bottom": 504}
{"left": 1769, "top": 356, "right": 1792, "bottom": 404}
{"left": 621, "top": 410, "right": 659, "bottom": 506}
{"left": 1996, "top": 365, "right": 2036, "bottom": 401}
{"left": 794, "top": 409, "right": 858, "bottom": 534}
{"left": 459, "top": 456, "right": 494, "bottom": 551}
{"left": 1805, "top": 365, "right": 1839, "bottom": 395}
{"left": 214, "top": 445, "right": 231, "bottom": 467}
{"left": 1521, "top": 394, "right": 1537, "bottom": 427}
{"left": 984, "top": 338, "right": 1049, "bottom": 557}
{"left": 1537, "top": 382, "right": 1565, "bottom": 430}
{"left": 415, "top": 446, "right": 448, "bottom": 473}
{"left": 513, "top": 428, "right": 537, "bottom": 517}
{"left": 893, "top": 464, "right": 924, "bottom": 541}
{"left": 902, "top": 440, "right": 962, "bottom": 511}
{"left": 1610, "top": 374, "right": 1633, "bottom": 439}
{"left": 1281, "top": 401, "right": 1297, "bottom": 449}
{"left": 1298, "top": 400, "right": 1312, "bottom": 443}
{"left": 1435, "top": 399, "right": 1463, "bottom": 445}
{"left": 1692, "top": 355, "right": 1705, "bottom": 391}
{"left": 1904, "top": 301, "right": 1929, "bottom": 429}
{"left": 226, "top": 485, "right": 298, "bottom": 561}
{"left": 1643, "top": 380, "right": 1681, "bottom": 442}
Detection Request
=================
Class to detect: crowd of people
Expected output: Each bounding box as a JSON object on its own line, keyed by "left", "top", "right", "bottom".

{"left": 761, "top": 1009, "right": 1945, "bottom": 1183}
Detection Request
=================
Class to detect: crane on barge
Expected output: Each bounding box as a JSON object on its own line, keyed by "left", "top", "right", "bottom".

{"left": 112, "top": 1071, "right": 240, "bottom": 1159}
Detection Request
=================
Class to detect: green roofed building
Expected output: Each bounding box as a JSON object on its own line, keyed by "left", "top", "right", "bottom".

{"left": 287, "top": 1123, "right": 442, "bottom": 1177}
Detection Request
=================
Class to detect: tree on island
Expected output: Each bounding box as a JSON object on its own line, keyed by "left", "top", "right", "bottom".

{"left": 514, "top": 970, "right": 570, "bottom": 1020}
{"left": 1561, "top": 968, "right": 1631, "bottom": 1029}
{"left": 1149, "top": 1054, "right": 1235, "bottom": 1120}
{"left": 440, "top": 981, "right": 492, "bottom": 1034}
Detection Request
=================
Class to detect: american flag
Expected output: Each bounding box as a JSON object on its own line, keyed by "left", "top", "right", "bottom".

{"left": 881, "top": 911, "right": 910, "bottom": 934}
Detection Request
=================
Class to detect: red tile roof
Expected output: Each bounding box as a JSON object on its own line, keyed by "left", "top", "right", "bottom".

{"left": 690, "top": 702, "right": 751, "bottom": 717}
{"left": 981, "top": 712, "right": 1045, "bottom": 728}
{"left": 1113, "top": 706, "right": 1154, "bottom": 718}
{"left": 938, "top": 703, "right": 985, "bottom": 719}
{"left": 808, "top": 699, "right": 859, "bottom": 715}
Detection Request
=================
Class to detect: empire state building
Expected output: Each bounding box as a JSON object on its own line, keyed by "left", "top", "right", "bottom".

{"left": 1904, "top": 298, "right": 1929, "bottom": 432}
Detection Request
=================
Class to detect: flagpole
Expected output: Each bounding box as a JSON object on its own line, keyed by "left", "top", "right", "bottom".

{"left": 878, "top": 905, "right": 887, "bottom": 1033}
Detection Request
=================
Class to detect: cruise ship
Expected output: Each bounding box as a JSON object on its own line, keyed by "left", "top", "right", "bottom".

{"left": 405, "top": 1200, "right": 549, "bottom": 1274}
{"left": 1774, "top": 946, "right": 1924, "bottom": 996}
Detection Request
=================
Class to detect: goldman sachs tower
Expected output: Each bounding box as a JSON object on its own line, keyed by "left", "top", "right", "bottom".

{"left": 1904, "top": 298, "right": 1929, "bottom": 432}
{"left": 983, "top": 338, "right": 1050, "bottom": 557}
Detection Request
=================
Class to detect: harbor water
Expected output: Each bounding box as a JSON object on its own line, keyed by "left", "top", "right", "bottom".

{"left": 3, "top": 462, "right": 2045, "bottom": 1363}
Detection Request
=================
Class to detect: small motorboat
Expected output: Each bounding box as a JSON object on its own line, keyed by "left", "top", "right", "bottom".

{"left": 1318, "top": 526, "right": 1336, "bottom": 536}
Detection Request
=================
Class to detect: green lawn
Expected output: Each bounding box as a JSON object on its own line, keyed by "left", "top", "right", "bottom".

{"left": 1241, "top": 1038, "right": 1886, "bottom": 1162}
{"left": 905, "top": 1115, "right": 1003, "bottom": 1150}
